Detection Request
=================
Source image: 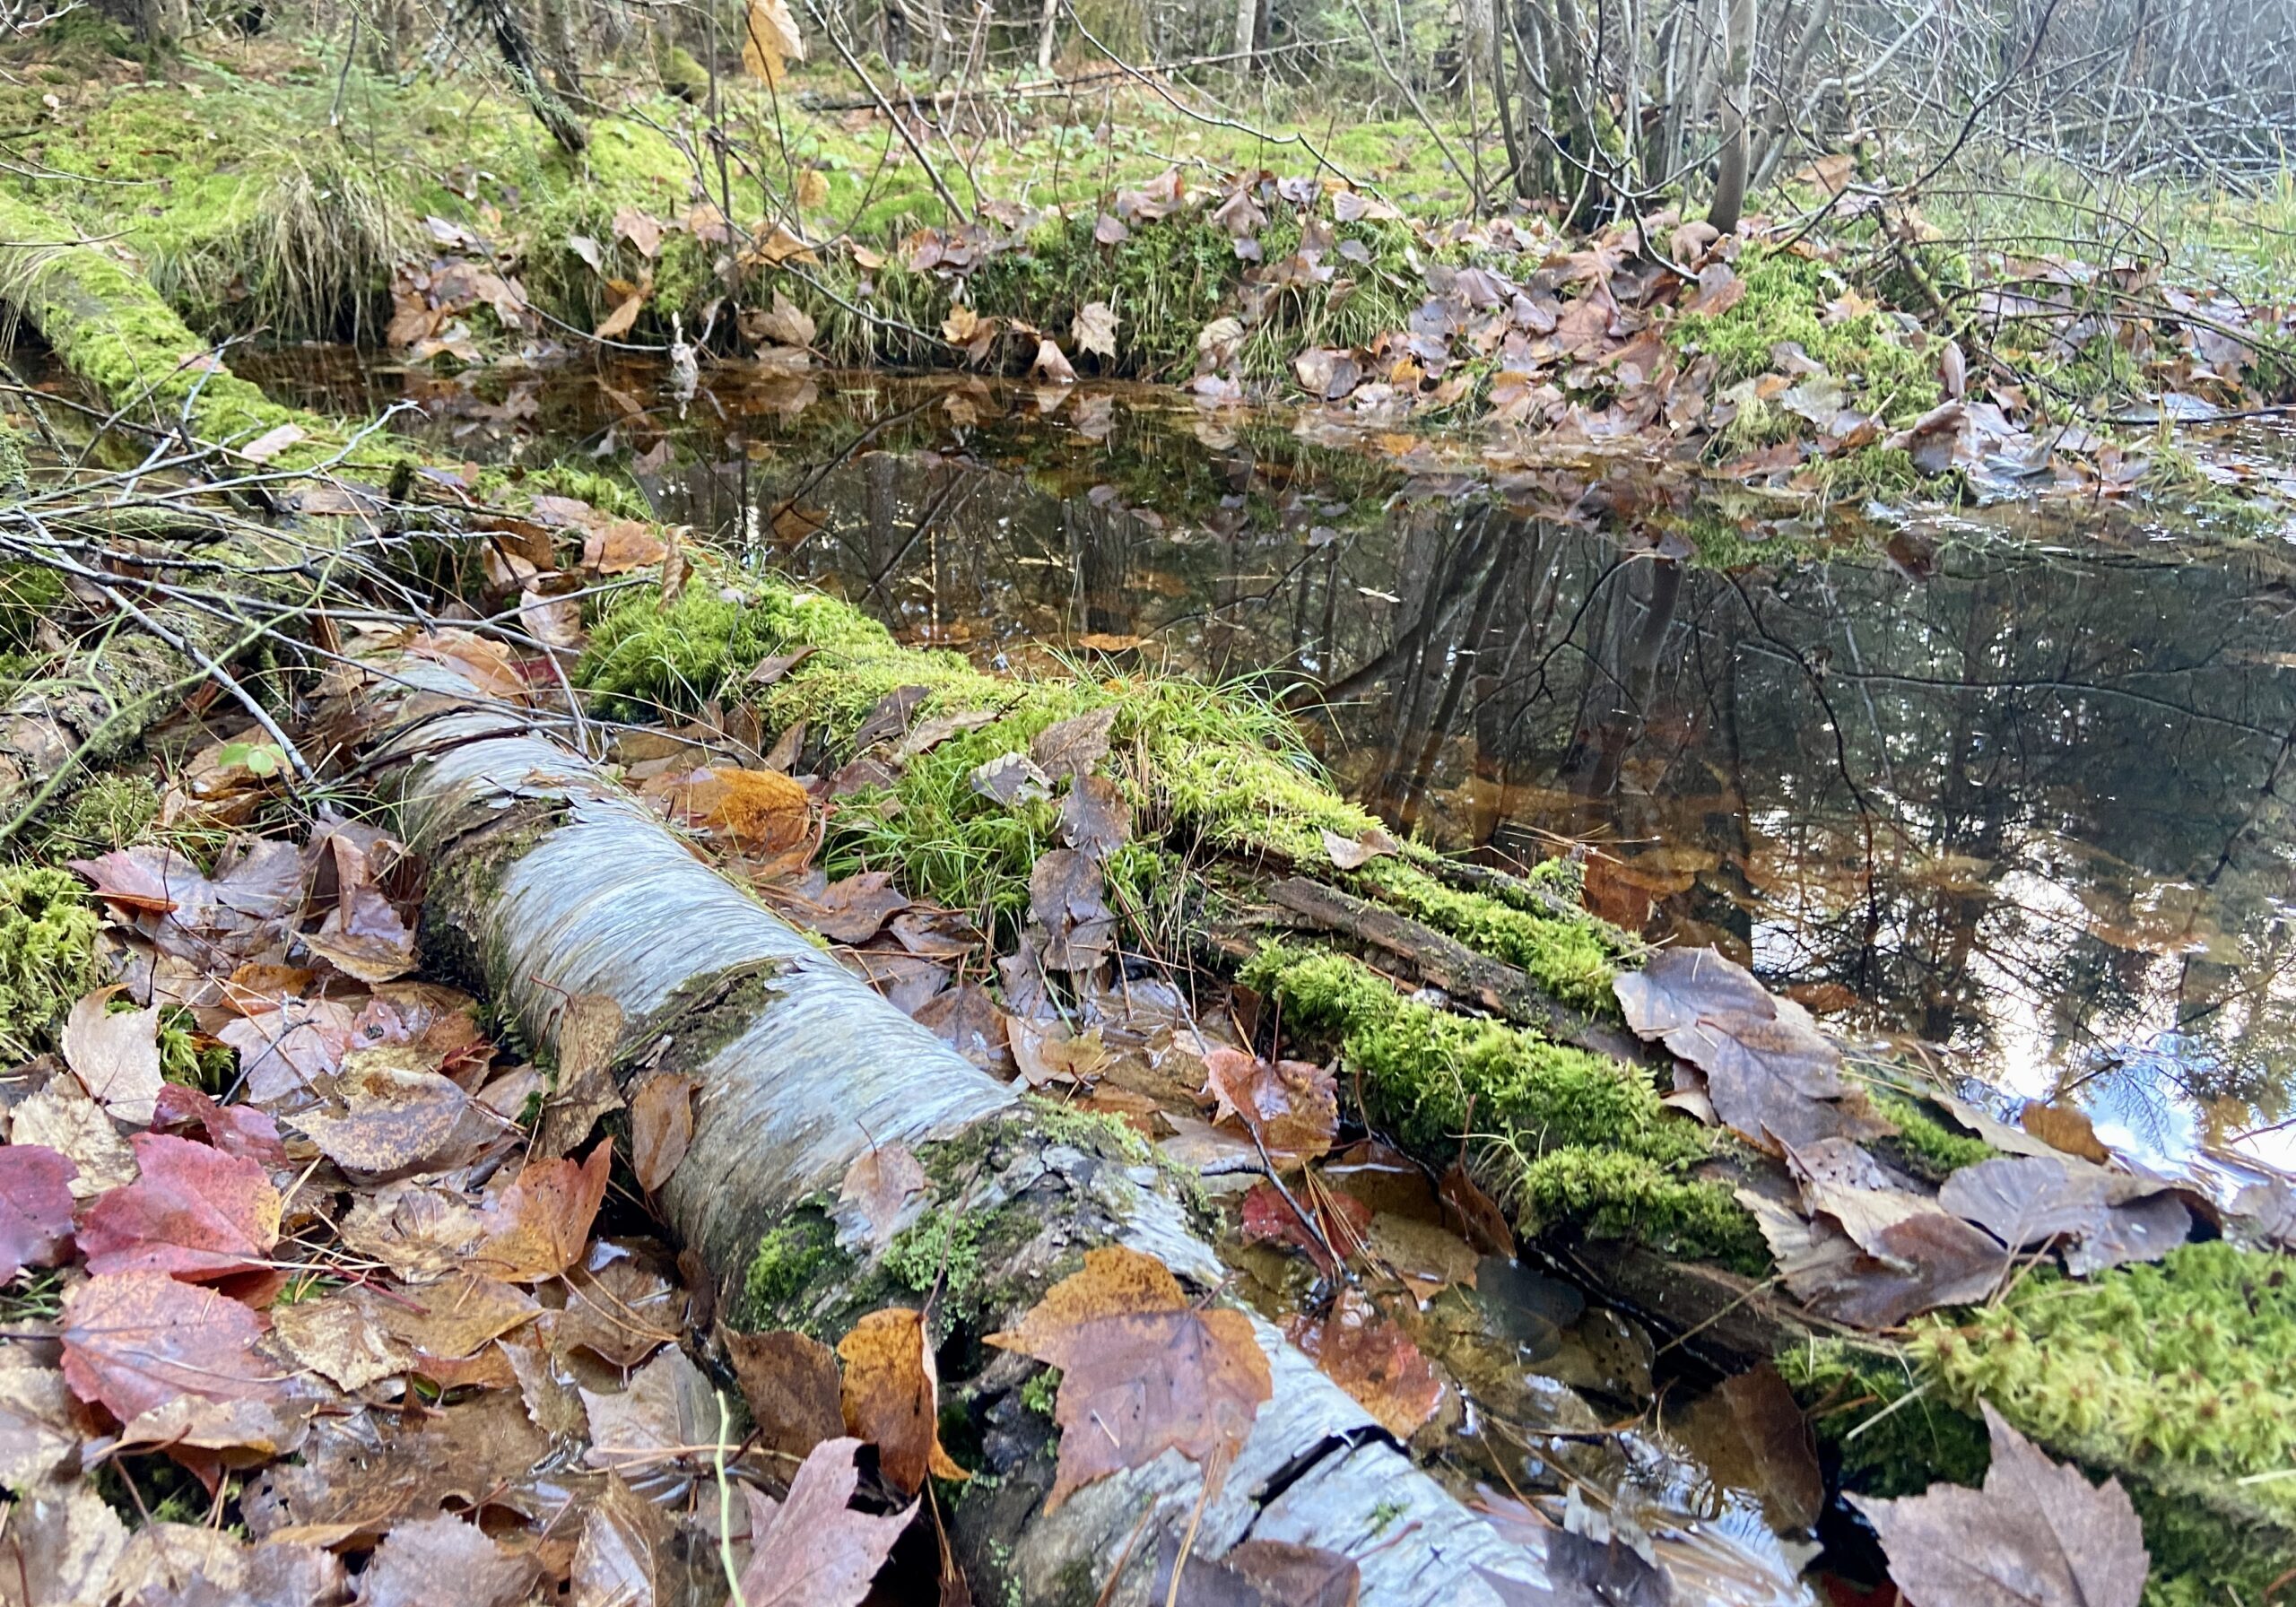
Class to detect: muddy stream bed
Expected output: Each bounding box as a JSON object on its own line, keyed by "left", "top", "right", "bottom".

{"left": 241, "top": 349, "right": 2296, "bottom": 1603}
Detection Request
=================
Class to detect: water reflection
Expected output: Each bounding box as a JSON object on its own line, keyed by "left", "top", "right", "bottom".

{"left": 241, "top": 355, "right": 2296, "bottom": 1164}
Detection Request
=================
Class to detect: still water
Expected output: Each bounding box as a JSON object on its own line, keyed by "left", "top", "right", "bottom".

{"left": 245, "top": 352, "right": 2296, "bottom": 1177}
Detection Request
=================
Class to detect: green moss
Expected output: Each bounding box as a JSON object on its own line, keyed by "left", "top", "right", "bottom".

{"left": 1353, "top": 858, "right": 1620, "bottom": 1012}
{"left": 1518, "top": 1146, "right": 1766, "bottom": 1268}
{"left": 26, "top": 774, "right": 161, "bottom": 859}
{"left": 1868, "top": 1089, "right": 1996, "bottom": 1182}
{"left": 0, "top": 866, "right": 102, "bottom": 1062}
{"left": 1669, "top": 248, "right": 1943, "bottom": 425}
{"left": 741, "top": 1214, "right": 840, "bottom": 1321}
{"left": 1019, "top": 1366, "right": 1060, "bottom": 1418}
{"left": 883, "top": 1212, "right": 987, "bottom": 1312}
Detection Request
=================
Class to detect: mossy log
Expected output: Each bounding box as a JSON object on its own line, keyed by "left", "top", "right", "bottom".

{"left": 369, "top": 647, "right": 1552, "bottom": 1607}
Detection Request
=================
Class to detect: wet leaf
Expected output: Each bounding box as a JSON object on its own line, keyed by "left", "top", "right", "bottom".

{"left": 1614, "top": 947, "right": 1884, "bottom": 1154}
{"left": 61, "top": 992, "right": 161, "bottom": 1127}
{"left": 217, "top": 1000, "right": 358, "bottom": 1103}
{"left": 1239, "top": 1179, "right": 1370, "bottom": 1275}
{"left": 628, "top": 1073, "right": 698, "bottom": 1194}
{"left": 805, "top": 873, "right": 910, "bottom": 944}
{"left": 1697, "top": 1362, "right": 1823, "bottom": 1531}
{"left": 723, "top": 1325, "right": 844, "bottom": 1463}
{"left": 8, "top": 1080, "right": 135, "bottom": 1198}
{"left": 1031, "top": 337, "right": 1077, "bottom": 384}
{"left": 596, "top": 291, "right": 648, "bottom": 341}
{"left": 836, "top": 1307, "right": 965, "bottom": 1495}
{"left": 754, "top": 291, "right": 816, "bottom": 349}
{"left": 366, "top": 1271, "right": 540, "bottom": 1366}
{"left": 60, "top": 1272, "right": 283, "bottom": 1420}
{"left": 1286, "top": 1289, "right": 1445, "bottom": 1439}
{"left": 570, "top": 1474, "right": 670, "bottom": 1607}
{"left": 1438, "top": 1161, "right": 1516, "bottom": 1258}
{"left": 270, "top": 1288, "right": 419, "bottom": 1392}
{"left": 303, "top": 885, "right": 417, "bottom": 984}
{"left": 338, "top": 1182, "right": 489, "bottom": 1283}
{"left": 469, "top": 1142, "right": 611, "bottom": 1282}
{"left": 664, "top": 767, "right": 812, "bottom": 854}
{"left": 535, "top": 993, "right": 627, "bottom": 1161}
{"left": 115, "top": 1389, "right": 317, "bottom": 1464}
{"left": 1029, "top": 705, "right": 1118, "bottom": 781}
{"left": 1849, "top": 1403, "right": 2148, "bottom": 1607}
{"left": 1201, "top": 1046, "right": 1338, "bottom": 1166}
{"left": 0, "top": 1145, "right": 75, "bottom": 1281}
{"left": 357, "top": 1513, "right": 542, "bottom": 1607}
{"left": 1028, "top": 847, "right": 1115, "bottom": 973}
{"left": 834, "top": 1141, "right": 925, "bottom": 1252}
{"left": 77, "top": 1133, "right": 281, "bottom": 1281}
{"left": 735, "top": 1437, "right": 913, "bottom": 1607}
{"left": 987, "top": 1245, "right": 1271, "bottom": 1509}
{"left": 290, "top": 1057, "right": 495, "bottom": 1179}
{"left": 582, "top": 1346, "right": 717, "bottom": 1474}
{"left": 1152, "top": 1533, "right": 1362, "bottom": 1607}
{"left": 151, "top": 1083, "right": 288, "bottom": 1164}
{"left": 613, "top": 206, "right": 663, "bottom": 259}
{"left": 1056, "top": 775, "right": 1131, "bottom": 864}
{"left": 103, "top": 1519, "right": 253, "bottom": 1603}
{"left": 1738, "top": 1187, "right": 2005, "bottom": 1329}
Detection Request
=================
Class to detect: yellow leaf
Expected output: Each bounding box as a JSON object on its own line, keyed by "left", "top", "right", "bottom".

{"left": 596, "top": 291, "right": 647, "bottom": 341}
{"left": 742, "top": 0, "right": 805, "bottom": 83}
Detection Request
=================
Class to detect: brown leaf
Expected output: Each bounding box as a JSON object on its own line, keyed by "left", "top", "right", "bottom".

{"left": 1615, "top": 947, "right": 1884, "bottom": 1154}
{"left": 151, "top": 1083, "right": 287, "bottom": 1164}
{"left": 582, "top": 1346, "right": 718, "bottom": 1474}
{"left": 61, "top": 992, "right": 162, "bottom": 1126}
{"left": 660, "top": 768, "right": 812, "bottom": 854}
{"left": 1937, "top": 1154, "right": 2192, "bottom": 1274}
{"left": 805, "top": 873, "right": 910, "bottom": 945}
{"left": 836, "top": 1307, "right": 965, "bottom": 1495}
{"left": 724, "top": 1325, "right": 844, "bottom": 1463}
{"left": 2020, "top": 1101, "right": 2112, "bottom": 1164}
{"left": 1438, "top": 1162, "right": 1516, "bottom": 1258}
{"left": 570, "top": 1475, "right": 670, "bottom": 1607}
{"left": 1696, "top": 1361, "right": 1823, "bottom": 1531}
{"left": 0, "top": 1145, "right": 76, "bottom": 1281}
{"left": 968, "top": 751, "right": 1053, "bottom": 805}
{"left": 338, "top": 1182, "right": 488, "bottom": 1283}
{"left": 60, "top": 1273, "right": 283, "bottom": 1420}
{"left": 77, "top": 1133, "right": 281, "bottom": 1281}
{"left": 0, "top": 1355, "right": 81, "bottom": 1492}
{"left": 469, "top": 1142, "right": 612, "bottom": 1282}
{"left": 535, "top": 993, "right": 627, "bottom": 1161}
{"left": 1850, "top": 1403, "right": 2148, "bottom": 1607}
{"left": 115, "top": 1390, "right": 318, "bottom": 1464}
{"left": 1031, "top": 338, "right": 1078, "bottom": 384}
{"left": 1318, "top": 826, "right": 1398, "bottom": 871}
{"left": 1029, "top": 705, "right": 1118, "bottom": 780}
{"left": 628, "top": 1073, "right": 699, "bottom": 1194}
{"left": 290, "top": 1055, "right": 497, "bottom": 1179}
{"left": 9, "top": 1081, "right": 135, "bottom": 1198}
{"left": 596, "top": 291, "right": 648, "bottom": 341}
{"left": 1285, "top": 1289, "right": 1445, "bottom": 1440}
{"left": 987, "top": 1246, "right": 1271, "bottom": 1509}
{"left": 240, "top": 1390, "right": 547, "bottom": 1543}
{"left": 0, "top": 1476, "right": 127, "bottom": 1606}
{"left": 735, "top": 1438, "right": 912, "bottom": 1607}
{"left": 303, "top": 886, "right": 417, "bottom": 984}
{"left": 1028, "top": 847, "right": 1115, "bottom": 973}
{"left": 741, "top": 0, "right": 804, "bottom": 83}
{"left": 364, "top": 1272, "right": 540, "bottom": 1369}
{"left": 270, "top": 1288, "right": 419, "bottom": 1392}
{"left": 835, "top": 1142, "right": 925, "bottom": 1251}
{"left": 1201, "top": 1047, "right": 1338, "bottom": 1167}
{"left": 358, "top": 1514, "right": 542, "bottom": 1607}
{"left": 553, "top": 1255, "right": 684, "bottom": 1369}
{"left": 1072, "top": 301, "right": 1118, "bottom": 359}
{"left": 1738, "top": 1186, "right": 2005, "bottom": 1329}
{"left": 754, "top": 290, "right": 817, "bottom": 349}
{"left": 1057, "top": 775, "right": 1132, "bottom": 864}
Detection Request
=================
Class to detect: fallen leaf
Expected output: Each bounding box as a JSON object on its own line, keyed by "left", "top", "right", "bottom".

{"left": 1286, "top": 1289, "right": 1445, "bottom": 1439}
{"left": 1937, "top": 1154, "right": 2192, "bottom": 1274}
{"left": 1030, "top": 705, "right": 1118, "bottom": 779}
{"left": 735, "top": 1438, "right": 912, "bottom": 1606}
{"left": 290, "top": 1056, "right": 496, "bottom": 1179}
{"left": 835, "top": 1142, "right": 925, "bottom": 1251}
{"left": 1031, "top": 338, "right": 1077, "bottom": 384}
{"left": 77, "top": 1132, "right": 281, "bottom": 1281}
{"left": 151, "top": 1083, "right": 288, "bottom": 1164}
{"left": 365, "top": 1271, "right": 540, "bottom": 1367}
{"left": 804, "top": 873, "right": 909, "bottom": 945}
{"left": 1029, "top": 847, "right": 1115, "bottom": 972}
{"left": 570, "top": 1475, "right": 670, "bottom": 1607}
{"left": 629, "top": 1073, "right": 699, "bottom": 1193}
{"left": 1239, "top": 1179, "right": 1370, "bottom": 1275}
{"left": 555, "top": 1255, "right": 684, "bottom": 1368}
{"left": 1438, "top": 1162, "right": 1516, "bottom": 1258}
{"left": 836, "top": 1307, "right": 965, "bottom": 1495}
{"left": 1201, "top": 1047, "right": 1338, "bottom": 1166}
{"left": 0, "top": 1145, "right": 76, "bottom": 1281}
{"left": 1057, "top": 775, "right": 1131, "bottom": 864}
{"left": 741, "top": 0, "right": 805, "bottom": 83}
{"left": 723, "top": 1325, "right": 844, "bottom": 1462}
{"left": 596, "top": 291, "right": 648, "bottom": 341}
{"left": 987, "top": 1246, "right": 1271, "bottom": 1509}
{"left": 61, "top": 993, "right": 162, "bottom": 1126}
{"left": 754, "top": 290, "right": 817, "bottom": 349}
{"left": 357, "top": 1513, "right": 542, "bottom": 1607}
{"left": 536, "top": 993, "right": 627, "bottom": 1162}
{"left": 9, "top": 1081, "right": 135, "bottom": 1199}
{"left": 238, "top": 422, "right": 306, "bottom": 464}
{"left": 1692, "top": 1361, "right": 1823, "bottom": 1531}
{"left": 969, "top": 751, "right": 1053, "bottom": 805}
{"left": 337, "top": 1182, "right": 488, "bottom": 1283}
{"left": 1072, "top": 301, "right": 1119, "bottom": 359}
{"left": 270, "top": 1288, "right": 419, "bottom": 1392}
{"left": 60, "top": 1272, "right": 283, "bottom": 1420}
{"left": 0, "top": 1355, "right": 80, "bottom": 1492}
{"left": 613, "top": 206, "right": 663, "bottom": 259}
{"left": 1738, "top": 1186, "right": 2006, "bottom": 1329}
{"left": 1849, "top": 1403, "right": 2148, "bottom": 1607}
{"left": 0, "top": 1476, "right": 127, "bottom": 1606}
{"left": 469, "top": 1142, "right": 612, "bottom": 1281}
{"left": 582, "top": 1346, "right": 718, "bottom": 1474}
{"left": 1319, "top": 826, "right": 1398, "bottom": 870}
{"left": 1615, "top": 947, "right": 1886, "bottom": 1154}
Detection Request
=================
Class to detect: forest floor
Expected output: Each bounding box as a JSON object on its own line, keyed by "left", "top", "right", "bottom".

{"left": 1, "top": 16, "right": 2295, "bottom": 1607}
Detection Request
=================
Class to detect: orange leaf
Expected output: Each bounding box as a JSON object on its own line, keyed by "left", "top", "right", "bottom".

{"left": 469, "top": 1142, "right": 611, "bottom": 1282}
{"left": 836, "top": 1307, "right": 966, "bottom": 1496}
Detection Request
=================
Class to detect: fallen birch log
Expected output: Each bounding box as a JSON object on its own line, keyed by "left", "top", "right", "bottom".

{"left": 370, "top": 647, "right": 1553, "bottom": 1606}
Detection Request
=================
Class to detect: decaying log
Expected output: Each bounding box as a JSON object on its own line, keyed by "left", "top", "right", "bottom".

{"left": 373, "top": 651, "right": 1554, "bottom": 1606}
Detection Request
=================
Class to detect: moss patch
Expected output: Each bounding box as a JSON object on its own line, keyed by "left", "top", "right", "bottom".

{"left": 1352, "top": 857, "right": 1621, "bottom": 1012}
{"left": 0, "top": 865, "right": 102, "bottom": 1061}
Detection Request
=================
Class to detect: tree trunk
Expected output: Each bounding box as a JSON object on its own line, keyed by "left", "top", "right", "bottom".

{"left": 1708, "top": 0, "right": 1755, "bottom": 232}
{"left": 376, "top": 653, "right": 1555, "bottom": 1607}
{"left": 1232, "top": 0, "right": 1257, "bottom": 68}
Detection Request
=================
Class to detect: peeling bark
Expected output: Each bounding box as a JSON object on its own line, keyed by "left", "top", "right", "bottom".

{"left": 373, "top": 652, "right": 1554, "bottom": 1606}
